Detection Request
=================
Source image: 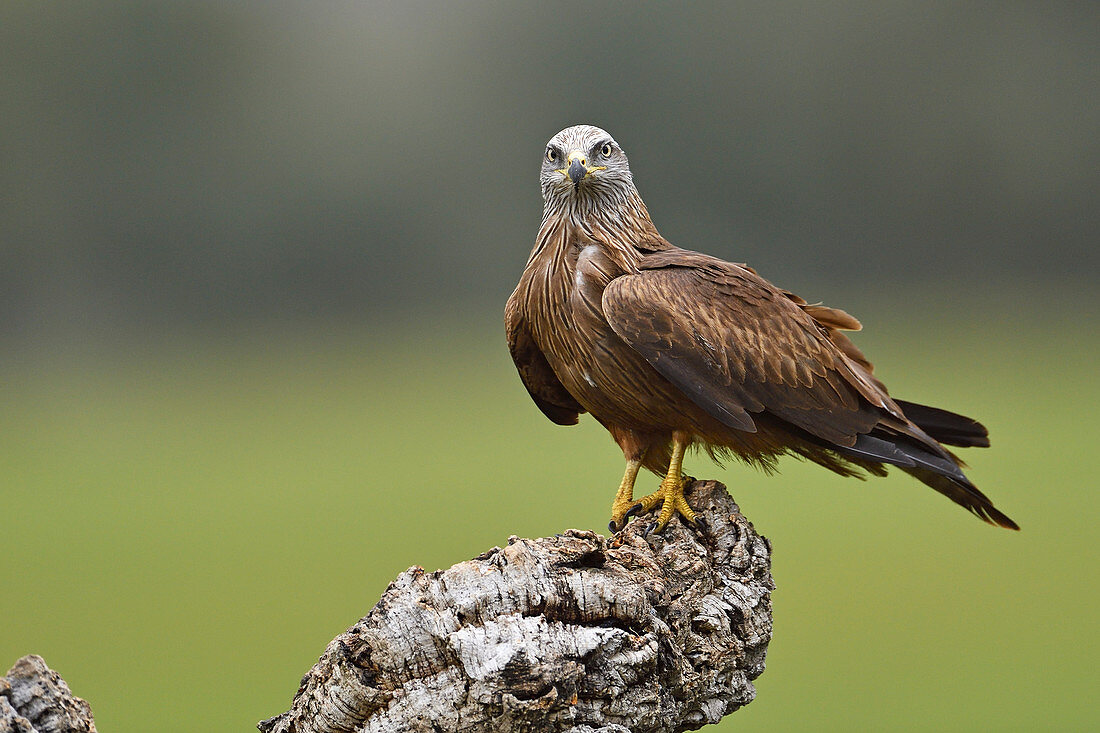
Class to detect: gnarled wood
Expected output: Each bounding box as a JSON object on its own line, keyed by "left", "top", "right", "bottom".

{"left": 1, "top": 656, "right": 96, "bottom": 733}
{"left": 260, "top": 480, "right": 773, "bottom": 733}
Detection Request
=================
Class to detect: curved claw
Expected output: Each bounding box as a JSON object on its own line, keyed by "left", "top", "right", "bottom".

{"left": 607, "top": 500, "right": 649, "bottom": 534}
{"left": 609, "top": 499, "right": 641, "bottom": 533}
{"left": 611, "top": 471, "right": 702, "bottom": 536}
{"left": 631, "top": 476, "right": 698, "bottom": 534}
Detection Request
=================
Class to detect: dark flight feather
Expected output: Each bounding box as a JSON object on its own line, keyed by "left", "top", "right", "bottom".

{"left": 894, "top": 400, "right": 991, "bottom": 448}
{"left": 899, "top": 467, "right": 1020, "bottom": 529}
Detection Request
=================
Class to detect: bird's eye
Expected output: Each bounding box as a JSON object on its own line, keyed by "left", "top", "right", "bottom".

{"left": 546, "top": 147, "right": 557, "bottom": 162}
{"left": 600, "top": 143, "right": 613, "bottom": 158}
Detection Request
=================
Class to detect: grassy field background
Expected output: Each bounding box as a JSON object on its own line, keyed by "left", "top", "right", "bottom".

{"left": 3, "top": 296, "right": 1097, "bottom": 731}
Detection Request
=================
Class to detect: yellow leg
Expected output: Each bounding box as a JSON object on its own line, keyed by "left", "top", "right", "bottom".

{"left": 608, "top": 458, "right": 642, "bottom": 532}
{"left": 629, "top": 433, "right": 697, "bottom": 533}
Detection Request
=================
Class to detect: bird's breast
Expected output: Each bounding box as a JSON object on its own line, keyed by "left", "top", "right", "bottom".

{"left": 524, "top": 238, "right": 677, "bottom": 427}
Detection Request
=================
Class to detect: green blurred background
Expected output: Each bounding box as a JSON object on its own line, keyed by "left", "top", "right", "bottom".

{"left": 2, "top": 2, "right": 1097, "bottom": 731}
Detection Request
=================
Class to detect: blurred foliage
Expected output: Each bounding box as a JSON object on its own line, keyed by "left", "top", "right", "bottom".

{"left": 1, "top": 2, "right": 1097, "bottom": 339}
{"left": 3, "top": 300, "right": 1098, "bottom": 731}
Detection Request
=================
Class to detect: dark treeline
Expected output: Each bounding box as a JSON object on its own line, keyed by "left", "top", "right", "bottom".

{"left": 2, "top": 2, "right": 1096, "bottom": 338}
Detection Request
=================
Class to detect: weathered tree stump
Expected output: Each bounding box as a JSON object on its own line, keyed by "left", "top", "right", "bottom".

{"left": 1, "top": 655, "right": 96, "bottom": 733}
{"left": 260, "top": 480, "right": 773, "bottom": 733}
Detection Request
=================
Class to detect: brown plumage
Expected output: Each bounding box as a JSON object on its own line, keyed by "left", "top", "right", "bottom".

{"left": 505, "top": 124, "right": 1017, "bottom": 532}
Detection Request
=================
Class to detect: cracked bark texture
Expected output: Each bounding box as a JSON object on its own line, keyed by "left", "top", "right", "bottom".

{"left": 260, "top": 480, "right": 773, "bottom": 733}
{"left": 1, "top": 656, "right": 96, "bottom": 733}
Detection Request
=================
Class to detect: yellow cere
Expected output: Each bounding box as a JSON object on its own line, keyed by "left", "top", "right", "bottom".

{"left": 559, "top": 150, "right": 607, "bottom": 179}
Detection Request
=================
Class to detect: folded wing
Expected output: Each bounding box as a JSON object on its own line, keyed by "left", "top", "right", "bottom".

{"left": 602, "top": 248, "right": 1017, "bottom": 529}
{"left": 505, "top": 291, "right": 585, "bottom": 426}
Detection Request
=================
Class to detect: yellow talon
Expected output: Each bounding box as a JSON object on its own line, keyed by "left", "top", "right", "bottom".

{"left": 610, "top": 432, "right": 697, "bottom": 534}
{"left": 632, "top": 475, "right": 696, "bottom": 532}
{"left": 608, "top": 458, "right": 642, "bottom": 531}
{"left": 630, "top": 488, "right": 664, "bottom": 516}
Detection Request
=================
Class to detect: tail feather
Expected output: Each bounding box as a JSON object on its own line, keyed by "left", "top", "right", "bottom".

{"left": 899, "top": 467, "right": 1020, "bottom": 530}
{"left": 840, "top": 432, "right": 961, "bottom": 478}
{"left": 827, "top": 430, "right": 1018, "bottom": 530}
{"left": 895, "top": 399, "right": 990, "bottom": 448}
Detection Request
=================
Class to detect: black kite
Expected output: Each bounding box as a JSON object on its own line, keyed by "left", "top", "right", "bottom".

{"left": 506, "top": 125, "right": 1017, "bottom": 533}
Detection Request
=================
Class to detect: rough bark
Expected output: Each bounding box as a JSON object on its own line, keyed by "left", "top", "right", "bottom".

{"left": 1, "top": 656, "right": 96, "bottom": 733}
{"left": 260, "top": 480, "right": 773, "bottom": 733}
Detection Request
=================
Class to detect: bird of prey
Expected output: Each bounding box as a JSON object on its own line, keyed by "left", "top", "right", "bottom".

{"left": 505, "top": 124, "right": 1018, "bottom": 533}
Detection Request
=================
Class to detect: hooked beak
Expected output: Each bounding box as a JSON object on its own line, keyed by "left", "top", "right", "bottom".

{"left": 567, "top": 156, "right": 587, "bottom": 185}
{"left": 560, "top": 150, "right": 605, "bottom": 189}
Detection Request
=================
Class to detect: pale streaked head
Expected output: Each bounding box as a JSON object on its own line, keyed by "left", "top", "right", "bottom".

{"left": 540, "top": 124, "right": 635, "bottom": 206}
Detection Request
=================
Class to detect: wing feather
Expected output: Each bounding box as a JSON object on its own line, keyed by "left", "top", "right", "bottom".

{"left": 602, "top": 249, "right": 887, "bottom": 445}
{"left": 505, "top": 293, "right": 584, "bottom": 426}
{"left": 601, "top": 248, "right": 1017, "bottom": 529}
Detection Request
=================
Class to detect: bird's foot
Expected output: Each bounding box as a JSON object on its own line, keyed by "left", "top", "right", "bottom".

{"left": 626, "top": 475, "right": 697, "bottom": 533}
{"left": 608, "top": 495, "right": 638, "bottom": 533}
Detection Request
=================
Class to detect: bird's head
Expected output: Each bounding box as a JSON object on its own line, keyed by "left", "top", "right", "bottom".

{"left": 540, "top": 124, "right": 634, "bottom": 206}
